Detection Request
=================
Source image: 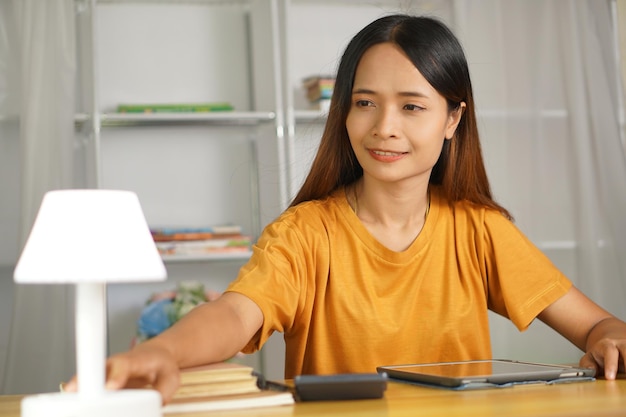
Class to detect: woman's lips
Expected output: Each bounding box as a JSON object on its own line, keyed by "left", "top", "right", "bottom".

{"left": 369, "top": 149, "right": 407, "bottom": 162}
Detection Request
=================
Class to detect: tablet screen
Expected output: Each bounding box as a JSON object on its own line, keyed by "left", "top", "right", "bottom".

{"left": 388, "top": 360, "right": 564, "bottom": 378}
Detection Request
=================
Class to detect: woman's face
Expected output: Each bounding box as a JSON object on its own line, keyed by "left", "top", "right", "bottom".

{"left": 346, "top": 42, "right": 463, "bottom": 186}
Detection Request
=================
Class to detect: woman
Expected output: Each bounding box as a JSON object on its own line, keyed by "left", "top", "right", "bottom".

{"left": 67, "top": 14, "right": 625, "bottom": 403}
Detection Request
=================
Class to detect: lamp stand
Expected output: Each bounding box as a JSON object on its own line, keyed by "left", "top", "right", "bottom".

{"left": 20, "top": 282, "right": 162, "bottom": 417}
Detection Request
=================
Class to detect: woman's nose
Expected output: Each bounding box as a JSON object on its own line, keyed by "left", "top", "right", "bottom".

{"left": 372, "top": 107, "right": 400, "bottom": 139}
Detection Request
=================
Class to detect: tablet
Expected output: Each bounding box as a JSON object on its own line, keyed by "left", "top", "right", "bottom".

{"left": 377, "top": 359, "right": 596, "bottom": 388}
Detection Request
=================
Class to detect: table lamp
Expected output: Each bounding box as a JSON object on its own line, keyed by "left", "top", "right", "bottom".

{"left": 13, "top": 189, "right": 167, "bottom": 417}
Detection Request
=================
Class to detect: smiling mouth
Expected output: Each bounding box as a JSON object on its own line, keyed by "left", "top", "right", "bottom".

{"left": 371, "top": 150, "right": 406, "bottom": 156}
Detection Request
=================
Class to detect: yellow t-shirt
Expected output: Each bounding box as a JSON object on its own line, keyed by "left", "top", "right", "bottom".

{"left": 226, "top": 186, "right": 572, "bottom": 378}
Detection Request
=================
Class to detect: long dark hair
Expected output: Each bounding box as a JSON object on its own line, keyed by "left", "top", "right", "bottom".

{"left": 290, "top": 14, "right": 511, "bottom": 219}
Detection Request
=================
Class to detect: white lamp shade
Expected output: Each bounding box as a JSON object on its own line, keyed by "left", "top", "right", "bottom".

{"left": 14, "top": 189, "right": 167, "bottom": 283}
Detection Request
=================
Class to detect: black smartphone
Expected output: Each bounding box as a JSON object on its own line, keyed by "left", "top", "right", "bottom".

{"left": 294, "top": 373, "right": 388, "bottom": 401}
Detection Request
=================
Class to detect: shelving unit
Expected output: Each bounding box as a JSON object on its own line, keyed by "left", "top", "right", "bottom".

{"left": 74, "top": 0, "right": 288, "bottom": 375}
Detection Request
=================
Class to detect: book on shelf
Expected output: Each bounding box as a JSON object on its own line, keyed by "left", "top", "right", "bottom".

{"left": 155, "top": 236, "right": 252, "bottom": 256}
{"left": 116, "top": 102, "right": 234, "bottom": 113}
{"left": 302, "top": 75, "right": 335, "bottom": 102}
{"left": 162, "top": 362, "right": 294, "bottom": 414}
{"left": 151, "top": 225, "right": 243, "bottom": 242}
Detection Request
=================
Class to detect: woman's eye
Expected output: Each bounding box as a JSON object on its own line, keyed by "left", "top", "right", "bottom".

{"left": 404, "top": 104, "right": 425, "bottom": 111}
{"left": 355, "top": 99, "right": 373, "bottom": 107}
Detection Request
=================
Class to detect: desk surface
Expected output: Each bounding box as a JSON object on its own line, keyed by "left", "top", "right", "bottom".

{"left": 2, "top": 377, "right": 625, "bottom": 417}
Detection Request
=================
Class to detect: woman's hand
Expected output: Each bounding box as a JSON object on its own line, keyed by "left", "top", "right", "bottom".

{"left": 579, "top": 318, "right": 626, "bottom": 380}
{"left": 538, "top": 286, "right": 626, "bottom": 380}
{"left": 64, "top": 341, "right": 181, "bottom": 404}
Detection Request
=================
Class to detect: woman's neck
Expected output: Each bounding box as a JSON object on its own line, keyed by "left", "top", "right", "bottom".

{"left": 348, "top": 179, "right": 430, "bottom": 252}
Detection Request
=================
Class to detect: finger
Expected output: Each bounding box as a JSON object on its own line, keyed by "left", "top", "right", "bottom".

{"left": 151, "top": 363, "right": 181, "bottom": 404}
{"left": 64, "top": 375, "right": 78, "bottom": 392}
{"left": 619, "top": 344, "right": 626, "bottom": 374}
{"left": 601, "top": 345, "right": 619, "bottom": 380}
{"left": 105, "top": 356, "right": 133, "bottom": 390}
{"left": 579, "top": 351, "right": 600, "bottom": 373}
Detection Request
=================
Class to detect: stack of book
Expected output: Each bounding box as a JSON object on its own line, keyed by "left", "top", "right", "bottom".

{"left": 162, "top": 362, "right": 294, "bottom": 414}
{"left": 151, "top": 225, "right": 252, "bottom": 258}
{"left": 302, "top": 75, "right": 335, "bottom": 112}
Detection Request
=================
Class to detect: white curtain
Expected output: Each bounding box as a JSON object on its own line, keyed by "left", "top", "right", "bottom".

{"left": 559, "top": 0, "right": 626, "bottom": 310}
{"left": 2, "top": 0, "right": 78, "bottom": 394}
{"left": 453, "top": 0, "right": 626, "bottom": 363}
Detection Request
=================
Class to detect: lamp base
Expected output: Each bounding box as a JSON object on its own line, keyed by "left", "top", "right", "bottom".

{"left": 21, "top": 390, "right": 162, "bottom": 417}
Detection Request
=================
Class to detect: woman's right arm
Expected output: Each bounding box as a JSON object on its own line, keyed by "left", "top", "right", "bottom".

{"left": 65, "top": 291, "right": 264, "bottom": 404}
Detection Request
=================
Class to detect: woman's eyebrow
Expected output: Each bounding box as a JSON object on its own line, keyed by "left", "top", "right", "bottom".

{"left": 398, "top": 91, "right": 430, "bottom": 98}
{"left": 352, "top": 87, "right": 376, "bottom": 94}
{"left": 352, "top": 87, "right": 431, "bottom": 99}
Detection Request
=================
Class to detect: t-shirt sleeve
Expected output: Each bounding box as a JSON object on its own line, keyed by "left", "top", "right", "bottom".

{"left": 482, "top": 210, "right": 572, "bottom": 331}
{"left": 225, "top": 213, "right": 309, "bottom": 353}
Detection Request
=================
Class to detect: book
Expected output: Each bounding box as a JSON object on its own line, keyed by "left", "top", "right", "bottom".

{"left": 175, "top": 376, "right": 260, "bottom": 399}
{"left": 151, "top": 225, "right": 243, "bottom": 242}
{"left": 155, "top": 236, "right": 252, "bottom": 256}
{"left": 178, "top": 362, "right": 257, "bottom": 386}
{"left": 174, "top": 362, "right": 260, "bottom": 399}
{"left": 162, "top": 362, "right": 295, "bottom": 414}
{"left": 302, "top": 75, "right": 335, "bottom": 102}
{"left": 116, "top": 102, "right": 234, "bottom": 113}
{"left": 174, "top": 363, "right": 260, "bottom": 399}
{"left": 163, "top": 390, "right": 295, "bottom": 414}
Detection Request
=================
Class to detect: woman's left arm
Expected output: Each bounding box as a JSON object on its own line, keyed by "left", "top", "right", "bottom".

{"left": 538, "top": 286, "right": 626, "bottom": 379}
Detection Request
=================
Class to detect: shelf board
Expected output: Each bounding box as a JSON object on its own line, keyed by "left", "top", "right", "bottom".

{"left": 96, "top": 0, "right": 250, "bottom": 5}
{"left": 100, "top": 111, "right": 276, "bottom": 127}
{"left": 161, "top": 251, "right": 252, "bottom": 263}
{"left": 1, "top": 114, "right": 90, "bottom": 129}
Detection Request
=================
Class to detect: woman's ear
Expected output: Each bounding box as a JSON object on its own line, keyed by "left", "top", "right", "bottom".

{"left": 445, "top": 102, "right": 466, "bottom": 140}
